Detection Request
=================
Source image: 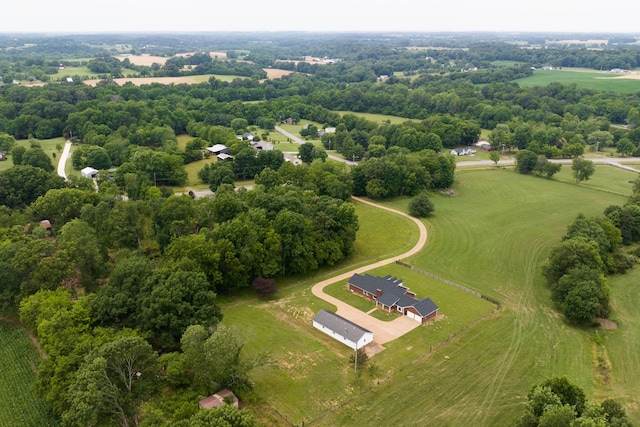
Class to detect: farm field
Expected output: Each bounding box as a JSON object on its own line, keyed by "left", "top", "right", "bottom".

{"left": 515, "top": 68, "right": 640, "bottom": 93}
{"left": 0, "top": 322, "right": 59, "bottom": 427}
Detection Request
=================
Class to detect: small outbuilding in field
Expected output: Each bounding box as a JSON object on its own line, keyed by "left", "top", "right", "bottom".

{"left": 312, "top": 310, "right": 373, "bottom": 350}
{"left": 81, "top": 167, "right": 99, "bottom": 179}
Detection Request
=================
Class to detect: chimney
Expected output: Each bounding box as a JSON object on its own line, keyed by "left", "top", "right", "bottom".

{"left": 376, "top": 289, "right": 382, "bottom": 298}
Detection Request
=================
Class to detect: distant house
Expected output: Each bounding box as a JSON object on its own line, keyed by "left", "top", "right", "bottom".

{"left": 475, "top": 141, "right": 491, "bottom": 151}
{"left": 282, "top": 117, "right": 295, "bottom": 125}
{"left": 251, "top": 141, "right": 274, "bottom": 151}
{"left": 66, "top": 77, "right": 74, "bottom": 83}
{"left": 450, "top": 147, "right": 476, "bottom": 156}
{"left": 81, "top": 167, "right": 99, "bottom": 179}
{"left": 312, "top": 310, "right": 373, "bottom": 350}
{"left": 206, "top": 144, "right": 230, "bottom": 155}
{"left": 39, "top": 220, "right": 52, "bottom": 231}
{"left": 348, "top": 274, "right": 439, "bottom": 324}
{"left": 0, "top": 151, "right": 6, "bottom": 161}
{"left": 59, "top": 63, "right": 65, "bottom": 69}
{"left": 199, "top": 389, "right": 239, "bottom": 409}
{"left": 236, "top": 132, "right": 254, "bottom": 141}
{"left": 216, "top": 153, "right": 234, "bottom": 162}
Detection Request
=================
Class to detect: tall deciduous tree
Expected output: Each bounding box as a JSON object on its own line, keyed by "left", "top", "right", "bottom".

{"left": 63, "top": 336, "right": 159, "bottom": 427}
{"left": 572, "top": 157, "right": 595, "bottom": 183}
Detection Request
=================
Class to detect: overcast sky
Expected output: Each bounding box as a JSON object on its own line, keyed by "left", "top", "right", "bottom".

{"left": 4, "top": 0, "right": 639, "bottom": 34}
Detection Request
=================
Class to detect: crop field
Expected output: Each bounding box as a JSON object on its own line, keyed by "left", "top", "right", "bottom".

{"left": 0, "top": 322, "right": 58, "bottom": 427}
{"left": 515, "top": 69, "right": 640, "bottom": 93}
{"left": 316, "top": 168, "right": 635, "bottom": 426}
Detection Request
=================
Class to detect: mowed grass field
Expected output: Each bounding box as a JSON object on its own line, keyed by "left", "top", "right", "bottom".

{"left": 515, "top": 69, "right": 640, "bottom": 93}
{"left": 317, "top": 167, "right": 636, "bottom": 426}
{"left": 0, "top": 322, "right": 59, "bottom": 427}
{"left": 223, "top": 166, "right": 637, "bottom": 426}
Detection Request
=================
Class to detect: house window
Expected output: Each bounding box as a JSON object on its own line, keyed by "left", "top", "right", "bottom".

{"left": 397, "top": 306, "right": 402, "bottom": 312}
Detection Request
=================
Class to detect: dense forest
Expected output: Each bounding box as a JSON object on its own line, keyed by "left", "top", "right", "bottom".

{"left": 1, "top": 32, "right": 640, "bottom": 426}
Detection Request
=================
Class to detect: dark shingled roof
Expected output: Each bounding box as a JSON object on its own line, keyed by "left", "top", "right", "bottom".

{"left": 312, "top": 310, "right": 372, "bottom": 342}
{"left": 348, "top": 273, "right": 438, "bottom": 317}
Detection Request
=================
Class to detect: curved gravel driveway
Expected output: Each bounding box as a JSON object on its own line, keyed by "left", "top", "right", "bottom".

{"left": 311, "top": 196, "right": 428, "bottom": 347}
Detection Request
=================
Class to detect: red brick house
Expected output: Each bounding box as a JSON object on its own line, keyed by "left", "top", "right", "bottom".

{"left": 348, "top": 274, "right": 438, "bottom": 324}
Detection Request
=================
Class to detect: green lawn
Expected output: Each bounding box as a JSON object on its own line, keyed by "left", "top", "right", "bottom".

{"left": 317, "top": 168, "right": 633, "bottom": 426}
{"left": 0, "top": 137, "right": 66, "bottom": 172}
{"left": 333, "top": 111, "right": 415, "bottom": 125}
{"left": 0, "top": 322, "right": 59, "bottom": 426}
{"left": 515, "top": 69, "right": 640, "bottom": 93}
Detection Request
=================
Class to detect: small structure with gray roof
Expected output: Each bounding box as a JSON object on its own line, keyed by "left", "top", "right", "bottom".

{"left": 312, "top": 310, "right": 373, "bottom": 350}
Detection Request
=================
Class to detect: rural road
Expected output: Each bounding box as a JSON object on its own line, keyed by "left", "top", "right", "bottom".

{"left": 57, "top": 139, "right": 72, "bottom": 180}
{"left": 311, "top": 196, "right": 428, "bottom": 349}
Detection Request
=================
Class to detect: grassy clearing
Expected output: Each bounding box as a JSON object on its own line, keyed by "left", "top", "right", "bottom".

{"left": 515, "top": 69, "right": 640, "bottom": 93}
{"left": 0, "top": 322, "right": 58, "bottom": 427}
{"left": 0, "top": 137, "right": 66, "bottom": 172}
{"left": 553, "top": 164, "right": 637, "bottom": 196}
{"left": 317, "top": 168, "right": 633, "bottom": 426}
{"left": 333, "top": 111, "right": 414, "bottom": 125}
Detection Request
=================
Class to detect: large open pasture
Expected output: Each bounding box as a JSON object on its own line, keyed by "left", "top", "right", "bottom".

{"left": 0, "top": 137, "right": 65, "bottom": 173}
{"left": 515, "top": 68, "right": 640, "bottom": 93}
{"left": 0, "top": 322, "right": 59, "bottom": 427}
{"left": 318, "top": 167, "right": 636, "bottom": 426}
{"left": 222, "top": 166, "right": 640, "bottom": 426}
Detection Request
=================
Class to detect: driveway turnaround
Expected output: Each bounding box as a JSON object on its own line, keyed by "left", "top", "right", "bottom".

{"left": 311, "top": 196, "right": 428, "bottom": 348}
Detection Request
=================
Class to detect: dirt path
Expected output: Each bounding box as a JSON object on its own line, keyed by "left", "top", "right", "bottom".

{"left": 311, "top": 196, "right": 428, "bottom": 350}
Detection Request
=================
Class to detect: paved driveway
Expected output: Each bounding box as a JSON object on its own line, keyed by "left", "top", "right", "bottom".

{"left": 311, "top": 196, "right": 428, "bottom": 349}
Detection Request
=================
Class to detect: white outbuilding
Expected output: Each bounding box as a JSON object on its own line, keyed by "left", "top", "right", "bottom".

{"left": 81, "top": 167, "right": 99, "bottom": 179}
{"left": 312, "top": 310, "right": 373, "bottom": 350}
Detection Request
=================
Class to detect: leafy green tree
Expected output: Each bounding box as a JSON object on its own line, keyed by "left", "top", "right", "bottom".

{"left": 0, "top": 132, "right": 16, "bottom": 153}
{"left": 0, "top": 165, "right": 65, "bottom": 209}
{"left": 408, "top": 192, "right": 435, "bottom": 217}
{"left": 182, "top": 405, "right": 258, "bottom": 427}
{"left": 63, "top": 336, "right": 159, "bottom": 427}
{"left": 543, "top": 237, "right": 605, "bottom": 286}
{"left": 489, "top": 150, "right": 500, "bottom": 165}
{"left": 488, "top": 123, "right": 512, "bottom": 150}
{"left": 11, "top": 145, "right": 26, "bottom": 165}
{"left": 572, "top": 158, "right": 595, "bottom": 183}
{"left": 58, "top": 219, "right": 105, "bottom": 290}
{"left": 562, "top": 279, "right": 607, "bottom": 324}
{"left": 515, "top": 150, "right": 538, "bottom": 174}
{"left": 587, "top": 130, "right": 613, "bottom": 151}
{"left": 538, "top": 377, "right": 587, "bottom": 416}
{"left": 22, "top": 147, "right": 54, "bottom": 172}
{"left": 92, "top": 255, "right": 154, "bottom": 329}
{"left": 199, "top": 161, "right": 235, "bottom": 192}
{"left": 28, "top": 188, "right": 100, "bottom": 228}
{"left": 203, "top": 325, "right": 267, "bottom": 391}
{"left": 526, "top": 386, "right": 563, "bottom": 418}
{"left": 140, "top": 269, "right": 222, "bottom": 351}
{"left": 537, "top": 404, "right": 576, "bottom": 427}
{"left": 616, "top": 138, "right": 635, "bottom": 157}
{"left": 298, "top": 142, "right": 316, "bottom": 164}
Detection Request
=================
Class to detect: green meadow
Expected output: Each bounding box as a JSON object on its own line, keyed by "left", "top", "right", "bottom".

{"left": 220, "top": 166, "right": 640, "bottom": 426}
{"left": 0, "top": 137, "right": 66, "bottom": 172}
{"left": 515, "top": 69, "right": 640, "bottom": 93}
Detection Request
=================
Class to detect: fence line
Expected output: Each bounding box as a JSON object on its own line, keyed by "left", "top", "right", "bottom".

{"left": 395, "top": 261, "right": 501, "bottom": 308}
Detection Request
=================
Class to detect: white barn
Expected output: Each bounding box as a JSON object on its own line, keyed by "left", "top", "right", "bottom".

{"left": 312, "top": 310, "right": 373, "bottom": 350}
{"left": 81, "top": 167, "right": 98, "bottom": 179}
